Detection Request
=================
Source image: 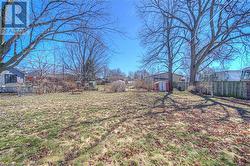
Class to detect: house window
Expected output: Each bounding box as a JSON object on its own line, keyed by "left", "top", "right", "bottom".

{"left": 4, "top": 74, "right": 17, "bottom": 84}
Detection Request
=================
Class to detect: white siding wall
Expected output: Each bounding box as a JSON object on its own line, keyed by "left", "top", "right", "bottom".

{"left": 215, "top": 71, "right": 242, "bottom": 81}
{"left": 228, "top": 71, "right": 242, "bottom": 81}
{"left": 159, "top": 81, "right": 167, "bottom": 92}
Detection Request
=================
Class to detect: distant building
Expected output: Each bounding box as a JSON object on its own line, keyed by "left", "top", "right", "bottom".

{"left": 214, "top": 67, "right": 250, "bottom": 81}
{"left": 0, "top": 68, "right": 25, "bottom": 86}
{"left": 214, "top": 70, "right": 242, "bottom": 81}
{"left": 145, "top": 73, "right": 184, "bottom": 92}
{"left": 0, "top": 68, "right": 25, "bottom": 93}
{"left": 197, "top": 67, "right": 250, "bottom": 82}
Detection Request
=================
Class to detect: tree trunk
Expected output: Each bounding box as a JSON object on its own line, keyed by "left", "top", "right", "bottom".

{"left": 189, "top": 30, "right": 197, "bottom": 86}
{"left": 168, "top": 71, "right": 173, "bottom": 93}
{"left": 168, "top": 59, "right": 174, "bottom": 93}
{"left": 189, "top": 65, "right": 197, "bottom": 86}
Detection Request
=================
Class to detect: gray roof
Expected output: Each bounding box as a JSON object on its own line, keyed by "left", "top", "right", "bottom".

{"left": 6, "top": 68, "right": 25, "bottom": 77}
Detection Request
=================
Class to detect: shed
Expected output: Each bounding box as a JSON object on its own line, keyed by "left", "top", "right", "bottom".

{"left": 145, "top": 72, "right": 184, "bottom": 92}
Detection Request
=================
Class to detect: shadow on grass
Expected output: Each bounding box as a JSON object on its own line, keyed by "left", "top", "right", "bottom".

{"left": 200, "top": 95, "right": 250, "bottom": 123}
{"left": 153, "top": 93, "right": 249, "bottom": 123}
{"left": 213, "top": 97, "right": 250, "bottom": 107}
{"left": 62, "top": 92, "right": 249, "bottom": 163}
{"left": 63, "top": 117, "right": 129, "bottom": 163}
{"left": 62, "top": 110, "right": 139, "bottom": 163}
{"left": 153, "top": 93, "right": 180, "bottom": 109}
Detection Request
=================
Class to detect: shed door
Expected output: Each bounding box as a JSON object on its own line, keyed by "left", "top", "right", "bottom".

{"left": 159, "top": 82, "right": 163, "bottom": 91}
{"left": 162, "top": 82, "right": 166, "bottom": 91}
{"left": 159, "top": 82, "right": 166, "bottom": 92}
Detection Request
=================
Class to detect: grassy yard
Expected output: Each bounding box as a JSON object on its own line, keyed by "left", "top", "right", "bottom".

{"left": 0, "top": 91, "right": 249, "bottom": 165}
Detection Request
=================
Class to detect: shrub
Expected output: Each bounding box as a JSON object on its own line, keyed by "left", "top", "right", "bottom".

{"left": 134, "top": 80, "right": 153, "bottom": 91}
{"left": 187, "top": 83, "right": 211, "bottom": 95}
{"left": 109, "top": 80, "right": 126, "bottom": 92}
{"left": 187, "top": 85, "right": 196, "bottom": 93}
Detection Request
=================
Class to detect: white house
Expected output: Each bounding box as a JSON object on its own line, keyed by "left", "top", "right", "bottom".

{"left": 214, "top": 70, "right": 242, "bottom": 81}
{"left": 0, "top": 68, "right": 25, "bottom": 92}
{"left": 214, "top": 67, "right": 250, "bottom": 81}
{"left": 198, "top": 67, "right": 250, "bottom": 82}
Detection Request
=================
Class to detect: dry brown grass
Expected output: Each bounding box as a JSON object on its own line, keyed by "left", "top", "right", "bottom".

{"left": 0, "top": 91, "right": 249, "bottom": 165}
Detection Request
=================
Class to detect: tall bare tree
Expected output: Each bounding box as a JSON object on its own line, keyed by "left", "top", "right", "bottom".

{"left": 62, "top": 32, "right": 109, "bottom": 85}
{"left": 148, "top": 0, "right": 250, "bottom": 85}
{"left": 0, "top": 0, "right": 110, "bottom": 73}
{"left": 138, "top": 0, "right": 185, "bottom": 92}
{"left": 26, "top": 54, "right": 52, "bottom": 79}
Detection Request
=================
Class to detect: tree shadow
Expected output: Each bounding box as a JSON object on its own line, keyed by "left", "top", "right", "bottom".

{"left": 62, "top": 92, "right": 249, "bottom": 163}
{"left": 197, "top": 95, "right": 249, "bottom": 123}
{"left": 153, "top": 93, "right": 181, "bottom": 109}
{"left": 60, "top": 111, "right": 134, "bottom": 135}
{"left": 213, "top": 97, "right": 250, "bottom": 107}
{"left": 152, "top": 93, "right": 249, "bottom": 122}
{"left": 153, "top": 93, "right": 170, "bottom": 108}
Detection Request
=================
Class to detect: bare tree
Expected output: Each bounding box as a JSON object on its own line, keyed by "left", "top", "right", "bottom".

{"left": 26, "top": 54, "right": 52, "bottom": 79}
{"left": 62, "top": 32, "right": 109, "bottom": 85}
{"left": 0, "top": 0, "right": 110, "bottom": 73}
{"left": 148, "top": 0, "right": 250, "bottom": 85}
{"left": 106, "top": 68, "right": 126, "bottom": 82}
{"left": 138, "top": 0, "right": 185, "bottom": 92}
{"left": 131, "top": 70, "right": 150, "bottom": 80}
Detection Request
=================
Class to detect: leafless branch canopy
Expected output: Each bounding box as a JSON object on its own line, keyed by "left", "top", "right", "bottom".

{"left": 138, "top": 0, "right": 250, "bottom": 85}
{"left": 0, "top": 0, "right": 111, "bottom": 72}
{"left": 62, "top": 32, "right": 109, "bottom": 83}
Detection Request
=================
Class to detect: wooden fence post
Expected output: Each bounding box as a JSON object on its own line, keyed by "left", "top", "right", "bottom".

{"left": 222, "top": 81, "right": 224, "bottom": 96}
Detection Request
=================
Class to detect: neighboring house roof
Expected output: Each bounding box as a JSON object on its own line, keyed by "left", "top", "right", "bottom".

{"left": 26, "top": 70, "right": 42, "bottom": 77}
{"left": 26, "top": 71, "right": 75, "bottom": 78}
{"left": 243, "top": 67, "right": 250, "bottom": 71}
{"left": 2, "top": 68, "right": 25, "bottom": 77}
{"left": 214, "top": 67, "right": 250, "bottom": 74}
{"left": 215, "top": 70, "right": 241, "bottom": 74}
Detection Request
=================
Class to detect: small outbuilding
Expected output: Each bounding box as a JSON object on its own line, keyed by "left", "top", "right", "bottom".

{"left": 145, "top": 72, "right": 184, "bottom": 92}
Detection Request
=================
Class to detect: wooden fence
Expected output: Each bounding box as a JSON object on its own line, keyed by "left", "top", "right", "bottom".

{"left": 175, "top": 81, "right": 250, "bottom": 100}
{"left": 212, "top": 81, "right": 250, "bottom": 99}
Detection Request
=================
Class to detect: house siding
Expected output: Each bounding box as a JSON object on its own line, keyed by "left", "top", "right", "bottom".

{"left": 215, "top": 71, "right": 242, "bottom": 81}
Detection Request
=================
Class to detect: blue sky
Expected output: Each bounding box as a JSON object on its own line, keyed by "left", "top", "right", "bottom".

{"left": 19, "top": 0, "right": 144, "bottom": 74}
{"left": 20, "top": 0, "right": 249, "bottom": 74}
{"left": 107, "top": 0, "right": 144, "bottom": 74}
{"left": 106, "top": 0, "right": 249, "bottom": 74}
